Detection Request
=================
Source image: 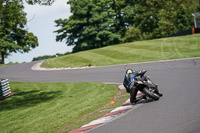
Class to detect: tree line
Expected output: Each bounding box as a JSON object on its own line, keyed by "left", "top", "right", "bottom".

{"left": 32, "top": 52, "right": 71, "bottom": 61}
{"left": 55, "top": 0, "right": 200, "bottom": 53}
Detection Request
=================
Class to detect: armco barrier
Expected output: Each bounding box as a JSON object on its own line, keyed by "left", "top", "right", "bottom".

{"left": 169, "top": 28, "right": 200, "bottom": 37}
{"left": 0, "top": 79, "right": 11, "bottom": 99}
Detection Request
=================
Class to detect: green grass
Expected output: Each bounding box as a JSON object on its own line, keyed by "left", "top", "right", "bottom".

{"left": 42, "top": 34, "right": 200, "bottom": 68}
{"left": 0, "top": 62, "right": 18, "bottom": 67}
{"left": 0, "top": 82, "right": 128, "bottom": 133}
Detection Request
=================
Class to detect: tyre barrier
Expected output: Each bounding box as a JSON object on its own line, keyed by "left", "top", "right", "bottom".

{"left": 0, "top": 79, "right": 11, "bottom": 99}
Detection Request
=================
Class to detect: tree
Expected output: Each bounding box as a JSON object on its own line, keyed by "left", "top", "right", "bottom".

{"left": 122, "top": 26, "right": 142, "bottom": 42}
{"left": 55, "top": 0, "right": 199, "bottom": 51}
{"left": 0, "top": 0, "right": 38, "bottom": 64}
{"left": 123, "top": 0, "right": 198, "bottom": 42}
{"left": 55, "top": 0, "right": 121, "bottom": 52}
{"left": 112, "top": 0, "right": 139, "bottom": 37}
{"left": 25, "top": 0, "right": 55, "bottom": 5}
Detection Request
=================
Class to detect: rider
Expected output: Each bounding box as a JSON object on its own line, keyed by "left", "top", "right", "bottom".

{"left": 123, "top": 69, "right": 162, "bottom": 104}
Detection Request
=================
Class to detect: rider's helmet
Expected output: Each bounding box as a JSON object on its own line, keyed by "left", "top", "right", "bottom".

{"left": 126, "top": 69, "right": 133, "bottom": 74}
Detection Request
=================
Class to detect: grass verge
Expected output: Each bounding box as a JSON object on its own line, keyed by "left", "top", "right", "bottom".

{"left": 0, "top": 62, "right": 18, "bottom": 67}
{"left": 42, "top": 34, "right": 200, "bottom": 68}
{"left": 0, "top": 82, "right": 128, "bottom": 133}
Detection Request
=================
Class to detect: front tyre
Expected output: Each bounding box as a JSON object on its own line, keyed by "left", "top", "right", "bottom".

{"left": 143, "top": 87, "right": 159, "bottom": 101}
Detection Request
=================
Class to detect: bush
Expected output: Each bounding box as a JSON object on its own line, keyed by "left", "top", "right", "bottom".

{"left": 122, "top": 26, "right": 143, "bottom": 42}
{"left": 32, "top": 52, "right": 71, "bottom": 61}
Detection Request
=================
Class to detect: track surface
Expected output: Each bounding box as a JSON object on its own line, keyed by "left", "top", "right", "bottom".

{"left": 1, "top": 58, "right": 200, "bottom": 133}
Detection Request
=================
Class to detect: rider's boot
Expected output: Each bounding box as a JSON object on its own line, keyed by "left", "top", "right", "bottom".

{"left": 158, "top": 92, "right": 163, "bottom": 97}
{"left": 142, "top": 95, "right": 147, "bottom": 100}
{"left": 131, "top": 99, "right": 139, "bottom": 104}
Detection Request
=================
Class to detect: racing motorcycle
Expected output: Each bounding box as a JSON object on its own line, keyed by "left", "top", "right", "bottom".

{"left": 135, "top": 72, "right": 161, "bottom": 101}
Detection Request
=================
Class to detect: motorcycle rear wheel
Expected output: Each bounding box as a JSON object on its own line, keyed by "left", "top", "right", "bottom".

{"left": 142, "top": 87, "right": 159, "bottom": 101}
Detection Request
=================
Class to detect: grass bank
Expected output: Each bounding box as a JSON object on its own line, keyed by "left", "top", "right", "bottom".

{"left": 42, "top": 34, "right": 200, "bottom": 68}
{"left": 0, "top": 82, "right": 128, "bottom": 133}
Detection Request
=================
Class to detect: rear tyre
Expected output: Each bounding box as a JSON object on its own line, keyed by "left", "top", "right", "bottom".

{"left": 142, "top": 87, "right": 159, "bottom": 101}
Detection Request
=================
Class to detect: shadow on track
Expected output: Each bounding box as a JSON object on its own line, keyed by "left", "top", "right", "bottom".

{"left": 122, "top": 98, "right": 155, "bottom": 107}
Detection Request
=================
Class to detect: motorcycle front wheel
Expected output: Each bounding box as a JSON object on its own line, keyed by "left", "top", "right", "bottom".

{"left": 142, "top": 87, "right": 159, "bottom": 101}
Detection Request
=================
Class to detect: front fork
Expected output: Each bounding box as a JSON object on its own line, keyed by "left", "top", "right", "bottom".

{"left": 144, "top": 78, "right": 159, "bottom": 94}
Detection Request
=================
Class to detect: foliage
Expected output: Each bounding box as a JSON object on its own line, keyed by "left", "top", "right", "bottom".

{"left": 0, "top": 0, "right": 39, "bottom": 64}
{"left": 122, "top": 26, "right": 143, "bottom": 42}
{"left": 123, "top": 0, "right": 197, "bottom": 42}
{"left": 55, "top": 0, "right": 121, "bottom": 53}
{"left": 55, "top": 0, "right": 199, "bottom": 52}
{"left": 32, "top": 52, "right": 71, "bottom": 61}
{"left": 32, "top": 55, "right": 56, "bottom": 61}
{"left": 25, "top": 0, "right": 55, "bottom": 5}
{"left": 195, "top": 0, "right": 200, "bottom": 11}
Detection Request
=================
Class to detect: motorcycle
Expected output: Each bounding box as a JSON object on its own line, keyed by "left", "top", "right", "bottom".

{"left": 134, "top": 71, "right": 161, "bottom": 101}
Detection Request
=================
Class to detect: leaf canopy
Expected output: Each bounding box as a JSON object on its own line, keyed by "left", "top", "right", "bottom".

{"left": 54, "top": 0, "right": 200, "bottom": 52}
{"left": 0, "top": 0, "right": 39, "bottom": 64}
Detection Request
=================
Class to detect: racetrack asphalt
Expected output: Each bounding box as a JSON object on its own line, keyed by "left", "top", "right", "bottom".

{"left": 0, "top": 57, "right": 200, "bottom": 133}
